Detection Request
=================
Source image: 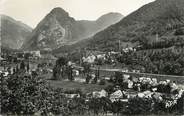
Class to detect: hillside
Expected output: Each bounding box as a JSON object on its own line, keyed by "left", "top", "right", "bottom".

{"left": 0, "top": 15, "right": 32, "bottom": 49}
{"left": 22, "top": 7, "right": 123, "bottom": 50}
{"left": 54, "top": 0, "right": 184, "bottom": 53}
{"left": 77, "top": 12, "right": 123, "bottom": 39}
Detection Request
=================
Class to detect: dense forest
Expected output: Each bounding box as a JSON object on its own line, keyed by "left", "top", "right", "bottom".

{"left": 117, "top": 49, "right": 184, "bottom": 76}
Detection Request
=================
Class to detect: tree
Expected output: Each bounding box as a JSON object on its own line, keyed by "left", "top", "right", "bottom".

{"left": 52, "top": 57, "right": 68, "bottom": 80}
{"left": 163, "top": 61, "right": 183, "bottom": 75}
{"left": 26, "top": 63, "right": 30, "bottom": 72}
{"left": 175, "top": 28, "right": 184, "bottom": 35}
{"left": 114, "top": 72, "right": 123, "bottom": 85}
{"left": 82, "top": 62, "right": 91, "bottom": 76}
{"left": 56, "top": 57, "right": 68, "bottom": 67}
{"left": 20, "top": 61, "right": 25, "bottom": 70}
{"left": 171, "top": 62, "right": 183, "bottom": 75}
{"left": 137, "top": 34, "right": 149, "bottom": 49}
{"left": 66, "top": 65, "right": 74, "bottom": 81}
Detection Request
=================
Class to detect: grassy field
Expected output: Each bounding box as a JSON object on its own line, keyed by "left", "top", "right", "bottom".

{"left": 48, "top": 80, "right": 112, "bottom": 93}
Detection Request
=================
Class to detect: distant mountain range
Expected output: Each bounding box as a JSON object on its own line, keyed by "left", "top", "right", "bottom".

{"left": 0, "top": 15, "right": 32, "bottom": 49}
{"left": 2, "top": 0, "right": 184, "bottom": 53}
{"left": 53, "top": 0, "right": 184, "bottom": 53}
{"left": 22, "top": 7, "right": 123, "bottom": 50}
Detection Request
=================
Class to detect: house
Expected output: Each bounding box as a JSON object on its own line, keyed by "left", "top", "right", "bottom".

{"left": 30, "top": 51, "right": 41, "bottom": 58}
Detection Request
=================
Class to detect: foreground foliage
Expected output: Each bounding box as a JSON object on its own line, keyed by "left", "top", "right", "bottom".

{"left": 1, "top": 72, "right": 184, "bottom": 115}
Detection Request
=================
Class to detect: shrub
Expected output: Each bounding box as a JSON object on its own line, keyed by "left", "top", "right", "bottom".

{"left": 126, "top": 97, "right": 154, "bottom": 115}
{"left": 99, "top": 79, "right": 106, "bottom": 85}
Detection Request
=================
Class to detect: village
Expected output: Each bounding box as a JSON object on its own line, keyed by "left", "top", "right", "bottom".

{"left": 1, "top": 44, "right": 184, "bottom": 115}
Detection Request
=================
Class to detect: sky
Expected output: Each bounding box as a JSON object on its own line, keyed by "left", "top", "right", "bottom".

{"left": 0, "top": 0, "right": 155, "bottom": 28}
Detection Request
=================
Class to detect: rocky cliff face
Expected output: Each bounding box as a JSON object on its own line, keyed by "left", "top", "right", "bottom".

{"left": 22, "top": 8, "right": 75, "bottom": 50}
{"left": 0, "top": 15, "right": 32, "bottom": 49}
{"left": 22, "top": 7, "right": 123, "bottom": 50}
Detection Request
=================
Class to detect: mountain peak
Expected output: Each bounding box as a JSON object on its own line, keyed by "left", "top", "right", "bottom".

{"left": 97, "top": 12, "right": 123, "bottom": 22}
{"left": 1, "top": 14, "right": 32, "bottom": 31}
{"left": 1, "top": 15, "right": 32, "bottom": 49}
{"left": 99, "top": 12, "right": 123, "bottom": 18}
{"left": 1, "top": 14, "right": 14, "bottom": 21}
{"left": 95, "top": 12, "right": 123, "bottom": 29}
{"left": 49, "top": 7, "right": 69, "bottom": 17}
